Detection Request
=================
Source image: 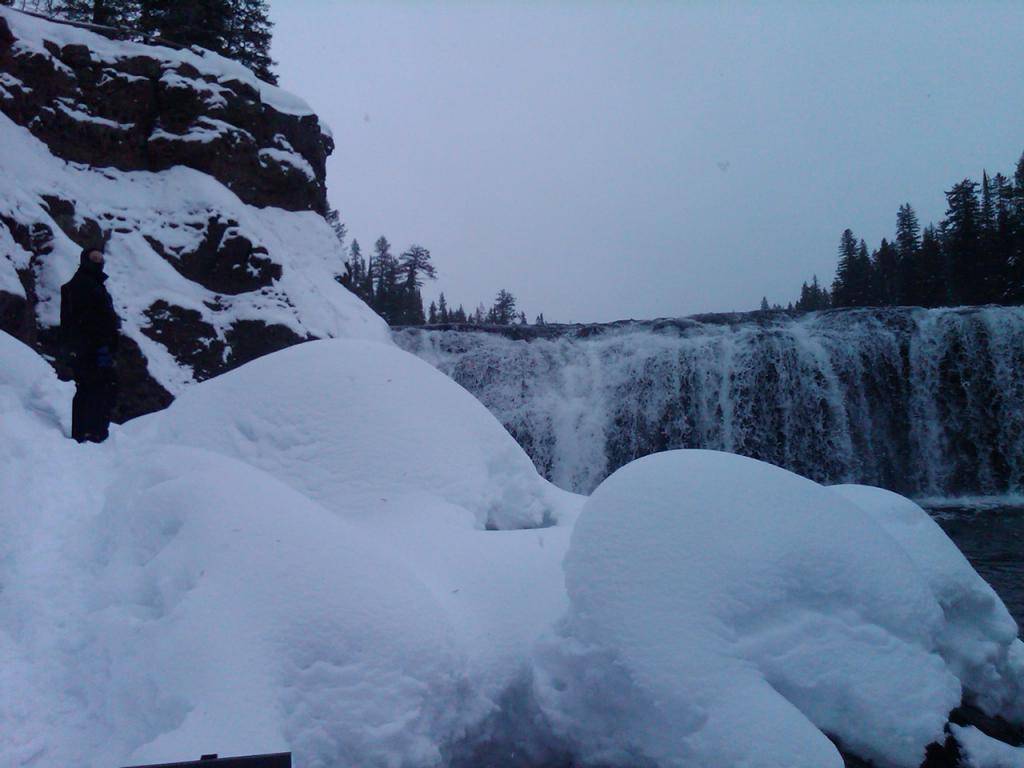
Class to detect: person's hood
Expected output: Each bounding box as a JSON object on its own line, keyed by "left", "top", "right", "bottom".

{"left": 78, "top": 247, "right": 107, "bottom": 279}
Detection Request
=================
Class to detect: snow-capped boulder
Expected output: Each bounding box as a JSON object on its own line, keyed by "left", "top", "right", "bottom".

{"left": 535, "top": 450, "right": 1024, "bottom": 768}
{"left": 831, "top": 484, "right": 1024, "bottom": 722}
{"left": 127, "top": 338, "right": 569, "bottom": 529}
{"left": 0, "top": 8, "right": 389, "bottom": 421}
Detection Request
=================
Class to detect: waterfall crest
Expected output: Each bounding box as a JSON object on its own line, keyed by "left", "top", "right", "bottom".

{"left": 395, "top": 307, "right": 1024, "bottom": 497}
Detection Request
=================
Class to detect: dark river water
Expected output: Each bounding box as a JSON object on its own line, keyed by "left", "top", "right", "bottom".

{"left": 930, "top": 504, "right": 1024, "bottom": 631}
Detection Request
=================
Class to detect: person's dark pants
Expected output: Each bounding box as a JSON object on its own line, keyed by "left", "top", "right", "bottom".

{"left": 72, "top": 366, "right": 117, "bottom": 443}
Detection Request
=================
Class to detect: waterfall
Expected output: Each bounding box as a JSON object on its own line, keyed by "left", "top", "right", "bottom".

{"left": 394, "top": 307, "right": 1024, "bottom": 497}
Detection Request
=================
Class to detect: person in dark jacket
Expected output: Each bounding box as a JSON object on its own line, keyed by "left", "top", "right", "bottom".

{"left": 60, "top": 246, "right": 121, "bottom": 443}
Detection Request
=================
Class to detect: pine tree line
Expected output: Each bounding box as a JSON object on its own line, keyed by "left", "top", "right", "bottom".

{"left": 7, "top": 0, "right": 276, "bottom": 82}
{"left": 330, "top": 211, "right": 540, "bottom": 327}
{"left": 788, "top": 151, "right": 1024, "bottom": 312}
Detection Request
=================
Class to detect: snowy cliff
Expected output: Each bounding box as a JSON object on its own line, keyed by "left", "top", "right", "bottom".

{"left": 0, "top": 8, "right": 388, "bottom": 419}
{"left": 396, "top": 306, "right": 1024, "bottom": 498}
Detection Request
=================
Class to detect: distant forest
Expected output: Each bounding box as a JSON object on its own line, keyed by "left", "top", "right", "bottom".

{"left": 329, "top": 213, "right": 540, "bottom": 328}
{"left": 775, "top": 151, "right": 1024, "bottom": 313}
{"left": 340, "top": 150, "right": 1024, "bottom": 328}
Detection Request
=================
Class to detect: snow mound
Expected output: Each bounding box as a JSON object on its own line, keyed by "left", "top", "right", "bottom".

{"left": 536, "top": 450, "right": 1024, "bottom": 768}
{"left": 832, "top": 484, "right": 1023, "bottom": 720}
{"left": 0, "top": 332, "right": 581, "bottom": 767}
{"left": 3, "top": 334, "right": 1022, "bottom": 768}
{"left": 93, "top": 448, "right": 478, "bottom": 767}
{"left": 128, "top": 338, "right": 567, "bottom": 529}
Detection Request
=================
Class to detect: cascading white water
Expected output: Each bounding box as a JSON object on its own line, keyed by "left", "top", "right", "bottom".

{"left": 394, "top": 306, "right": 1024, "bottom": 497}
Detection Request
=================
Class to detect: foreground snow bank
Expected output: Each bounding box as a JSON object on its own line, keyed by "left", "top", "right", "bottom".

{"left": 2, "top": 332, "right": 1022, "bottom": 768}
{"left": 0, "top": 332, "right": 581, "bottom": 767}
{"left": 536, "top": 450, "right": 1024, "bottom": 768}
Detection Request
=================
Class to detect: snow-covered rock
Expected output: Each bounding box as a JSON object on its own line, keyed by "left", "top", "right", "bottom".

{"left": 0, "top": 8, "right": 329, "bottom": 212}
{"left": 535, "top": 450, "right": 1024, "bottom": 768}
{"left": 952, "top": 724, "right": 1024, "bottom": 768}
{"left": 0, "top": 8, "right": 389, "bottom": 421}
{"left": 832, "top": 484, "right": 1023, "bottom": 722}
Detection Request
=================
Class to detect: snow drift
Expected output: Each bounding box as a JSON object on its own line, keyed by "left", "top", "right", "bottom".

{"left": 0, "top": 331, "right": 581, "bottom": 767}
{"left": 1, "top": 316, "right": 1023, "bottom": 766}
{"left": 2, "top": 331, "right": 1024, "bottom": 768}
{"left": 535, "top": 450, "right": 1024, "bottom": 768}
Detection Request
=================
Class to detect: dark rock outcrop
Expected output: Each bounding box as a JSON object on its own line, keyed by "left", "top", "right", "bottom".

{"left": 0, "top": 12, "right": 332, "bottom": 213}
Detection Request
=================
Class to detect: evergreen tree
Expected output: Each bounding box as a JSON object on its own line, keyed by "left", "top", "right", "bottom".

{"left": 225, "top": 0, "right": 276, "bottom": 83}
{"left": 370, "top": 236, "right": 399, "bottom": 322}
{"left": 895, "top": 203, "right": 921, "bottom": 305}
{"left": 980, "top": 170, "right": 996, "bottom": 234}
{"left": 340, "top": 240, "right": 371, "bottom": 302}
{"left": 941, "top": 178, "right": 982, "bottom": 304}
{"left": 398, "top": 245, "right": 437, "bottom": 288}
{"left": 832, "top": 230, "right": 873, "bottom": 306}
{"left": 977, "top": 170, "right": 1003, "bottom": 302}
{"left": 139, "top": 0, "right": 232, "bottom": 54}
{"left": 490, "top": 290, "right": 517, "bottom": 325}
{"left": 895, "top": 203, "right": 921, "bottom": 258}
{"left": 534, "top": 312, "right": 546, "bottom": 325}
{"left": 437, "top": 292, "right": 449, "bottom": 323}
{"left": 1009, "top": 153, "right": 1024, "bottom": 302}
{"left": 326, "top": 208, "right": 347, "bottom": 249}
{"left": 759, "top": 296, "right": 769, "bottom": 312}
{"left": 428, "top": 301, "right": 438, "bottom": 324}
{"left": 795, "top": 275, "right": 829, "bottom": 311}
{"left": 58, "top": 0, "right": 136, "bottom": 25}
{"left": 349, "top": 240, "right": 372, "bottom": 301}
{"left": 393, "top": 245, "right": 435, "bottom": 326}
{"left": 453, "top": 305, "right": 467, "bottom": 323}
{"left": 871, "top": 238, "right": 900, "bottom": 305}
{"left": 855, "top": 240, "right": 875, "bottom": 305}
{"left": 916, "top": 225, "right": 947, "bottom": 307}
{"left": 518, "top": 311, "right": 528, "bottom": 325}
{"left": 987, "top": 172, "right": 1014, "bottom": 302}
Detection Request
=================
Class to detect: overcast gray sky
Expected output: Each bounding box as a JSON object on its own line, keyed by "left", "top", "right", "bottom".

{"left": 272, "top": 1, "right": 1024, "bottom": 323}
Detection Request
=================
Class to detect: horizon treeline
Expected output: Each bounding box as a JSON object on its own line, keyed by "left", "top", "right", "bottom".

{"left": 4, "top": 0, "right": 276, "bottom": 82}
{"left": 330, "top": 213, "right": 539, "bottom": 328}
{"left": 785, "top": 151, "right": 1024, "bottom": 313}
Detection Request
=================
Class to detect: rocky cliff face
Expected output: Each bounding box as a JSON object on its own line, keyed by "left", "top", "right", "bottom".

{"left": 0, "top": 11, "right": 331, "bottom": 213}
{"left": 0, "top": 8, "right": 388, "bottom": 420}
